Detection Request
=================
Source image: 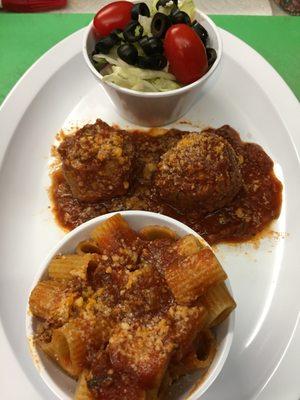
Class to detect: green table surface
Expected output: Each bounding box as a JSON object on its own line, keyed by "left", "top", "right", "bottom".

{"left": 0, "top": 14, "right": 299, "bottom": 104}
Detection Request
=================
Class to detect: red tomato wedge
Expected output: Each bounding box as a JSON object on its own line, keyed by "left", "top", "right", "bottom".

{"left": 164, "top": 24, "right": 208, "bottom": 84}
{"left": 93, "top": 1, "right": 133, "bottom": 38}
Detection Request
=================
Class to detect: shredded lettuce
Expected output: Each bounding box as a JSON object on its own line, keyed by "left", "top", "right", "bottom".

{"left": 151, "top": 77, "right": 181, "bottom": 91}
{"left": 103, "top": 67, "right": 139, "bottom": 89}
{"left": 150, "top": 0, "right": 172, "bottom": 16}
{"left": 93, "top": 52, "right": 181, "bottom": 92}
{"left": 138, "top": 15, "right": 152, "bottom": 36}
{"left": 92, "top": 56, "right": 107, "bottom": 72}
{"left": 178, "top": 0, "right": 196, "bottom": 20}
{"left": 132, "top": 80, "right": 158, "bottom": 92}
{"left": 150, "top": 0, "right": 196, "bottom": 19}
{"left": 120, "top": 65, "right": 176, "bottom": 81}
{"left": 93, "top": 53, "right": 120, "bottom": 66}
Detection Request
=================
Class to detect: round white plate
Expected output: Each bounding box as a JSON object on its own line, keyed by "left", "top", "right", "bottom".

{"left": 0, "top": 26, "right": 299, "bottom": 400}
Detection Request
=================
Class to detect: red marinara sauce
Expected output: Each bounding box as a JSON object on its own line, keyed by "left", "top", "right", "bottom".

{"left": 50, "top": 124, "right": 282, "bottom": 245}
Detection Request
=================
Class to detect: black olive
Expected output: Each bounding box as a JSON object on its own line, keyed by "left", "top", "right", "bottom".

{"left": 137, "top": 54, "right": 167, "bottom": 70}
{"left": 139, "top": 36, "right": 164, "bottom": 55}
{"left": 156, "top": 0, "right": 177, "bottom": 10}
{"left": 139, "top": 36, "right": 149, "bottom": 48}
{"left": 94, "top": 33, "right": 120, "bottom": 54}
{"left": 131, "top": 2, "right": 150, "bottom": 19}
{"left": 136, "top": 55, "right": 152, "bottom": 69}
{"left": 151, "top": 12, "right": 171, "bottom": 38}
{"left": 170, "top": 9, "right": 191, "bottom": 24}
{"left": 191, "top": 21, "right": 208, "bottom": 46}
{"left": 169, "top": 5, "right": 179, "bottom": 17}
{"left": 123, "top": 21, "right": 144, "bottom": 42}
{"left": 117, "top": 43, "right": 138, "bottom": 65}
{"left": 149, "top": 53, "right": 167, "bottom": 70}
{"left": 112, "top": 28, "right": 122, "bottom": 35}
{"left": 111, "top": 28, "right": 124, "bottom": 42}
{"left": 206, "top": 48, "right": 217, "bottom": 68}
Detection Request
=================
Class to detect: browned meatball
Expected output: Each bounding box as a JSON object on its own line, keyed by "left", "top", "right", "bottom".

{"left": 154, "top": 132, "right": 243, "bottom": 211}
{"left": 58, "top": 120, "right": 134, "bottom": 202}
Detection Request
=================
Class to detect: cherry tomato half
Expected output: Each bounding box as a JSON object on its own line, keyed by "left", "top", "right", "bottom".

{"left": 164, "top": 24, "right": 208, "bottom": 84}
{"left": 93, "top": 1, "right": 133, "bottom": 38}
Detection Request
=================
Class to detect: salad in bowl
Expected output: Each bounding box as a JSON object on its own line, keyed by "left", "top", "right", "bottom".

{"left": 91, "top": 0, "right": 217, "bottom": 92}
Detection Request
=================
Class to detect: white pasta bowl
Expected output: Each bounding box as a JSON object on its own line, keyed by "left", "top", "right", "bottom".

{"left": 82, "top": 10, "right": 222, "bottom": 127}
{"left": 26, "top": 210, "right": 235, "bottom": 400}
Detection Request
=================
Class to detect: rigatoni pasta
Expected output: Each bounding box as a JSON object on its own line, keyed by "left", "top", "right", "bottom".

{"left": 139, "top": 225, "right": 179, "bottom": 241}
{"left": 169, "top": 329, "right": 217, "bottom": 380}
{"left": 164, "top": 248, "right": 227, "bottom": 305}
{"left": 29, "top": 280, "right": 76, "bottom": 324}
{"left": 75, "top": 371, "right": 93, "bottom": 400}
{"left": 39, "top": 317, "right": 96, "bottom": 377}
{"left": 173, "top": 234, "right": 204, "bottom": 257}
{"left": 29, "top": 214, "right": 235, "bottom": 400}
{"left": 76, "top": 240, "right": 100, "bottom": 255}
{"left": 48, "top": 254, "right": 97, "bottom": 280}
{"left": 91, "top": 213, "right": 137, "bottom": 252}
{"left": 199, "top": 282, "right": 236, "bottom": 327}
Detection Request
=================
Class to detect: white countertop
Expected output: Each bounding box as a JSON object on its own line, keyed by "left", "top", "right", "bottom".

{"left": 55, "top": 0, "right": 286, "bottom": 15}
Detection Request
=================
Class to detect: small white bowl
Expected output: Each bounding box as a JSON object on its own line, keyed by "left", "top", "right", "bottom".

{"left": 26, "top": 211, "right": 234, "bottom": 400}
{"left": 82, "top": 10, "right": 222, "bottom": 127}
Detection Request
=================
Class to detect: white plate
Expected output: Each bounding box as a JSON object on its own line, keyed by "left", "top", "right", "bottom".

{"left": 0, "top": 26, "right": 299, "bottom": 400}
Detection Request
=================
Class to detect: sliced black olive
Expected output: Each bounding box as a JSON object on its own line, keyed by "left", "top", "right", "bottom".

{"left": 139, "top": 36, "right": 164, "bottom": 55}
{"left": 136, "top": 55, "right": 152, "bottom": 69}
{"left": 170, "top": 9, "right": 191, "bottom": 25}
{"left": 151, "top": 12, "right": 171, "bottom": 38}
{"left": 206, "top": 48, "right": 217, "bottom": 68}
{"left": 111, "top": 28, "right": 124, "bottom": 42}
{"left": 123, "top": 21, "right": 144, "bottom": 42}
{"left": 137, "top": 54, "right": 167, "bottom": 70}
{"left": 149, "top": 53, "right": 167, "bottom": 70}
{"left": 131, "top": 2, "right": 150, "bottom": 19}
{"left": 139, "top": 36, "right": 149, "bottom": 48}
{"left": 94, "top": 33, "right": 120, "bottom": 54}
{"left": 156, "top": 0, "right": 178, "bottom": 10}
{"left": 169, "top": 5, "right": 179, "bottom": 17}
{"left": 191, "top": 20, "right": 208, "bottom": 46}
{"left": 117, "top": 43, "right": 138, "bottom": 65}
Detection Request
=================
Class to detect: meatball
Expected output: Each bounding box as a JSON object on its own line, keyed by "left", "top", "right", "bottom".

{"left": 58, "top": 120, "right": 135, "bottom": 202}
{"left": 154, "top": 132, "right": 243, "bottom": 211}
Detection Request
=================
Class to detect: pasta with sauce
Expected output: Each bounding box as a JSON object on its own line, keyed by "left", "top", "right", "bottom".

{"left": 29, "top": 214, "right": 236, "bottom": 400}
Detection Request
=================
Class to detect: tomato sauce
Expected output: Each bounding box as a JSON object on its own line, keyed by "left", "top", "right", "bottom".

{"left": 50, "top": 125, "right": 282, "bottom": 245}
